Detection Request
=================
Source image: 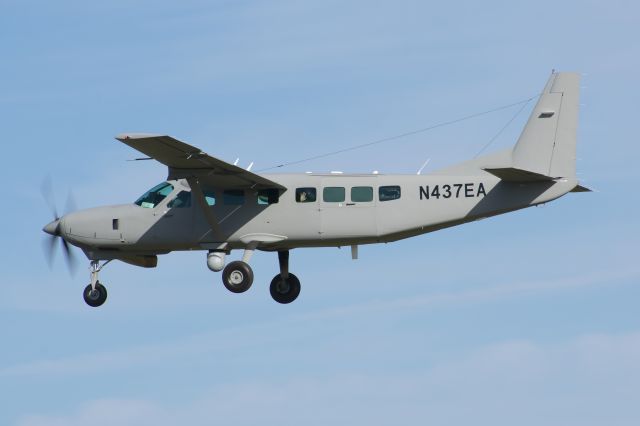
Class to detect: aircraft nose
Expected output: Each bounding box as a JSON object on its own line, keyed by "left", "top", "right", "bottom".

{"left": 43, "top": 219, "right": 61, "bottom": 236}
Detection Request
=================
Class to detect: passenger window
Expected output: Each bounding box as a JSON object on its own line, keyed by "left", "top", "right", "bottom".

{"left": 351, "top": 186, "right": 373, "bottom": 202}
{"left": 296, "top": 187, "right": 317, "bottom": 203}
{"left": 223, "top": 189, "right": 245, "bottom": 205}
{"left": 323, "top": 187, "right": 345, "bottom": 202}
{"left": 379, "top": 185, "right": 401, "bottom": 201}
{"left": 257, "top": 188, "right": 279, "bottom": 205}
{"left": 168, "top": 191, "right": 192, "bottom": 208}
{"left": 204, "top": 190, "right": 216, "bottom": 206}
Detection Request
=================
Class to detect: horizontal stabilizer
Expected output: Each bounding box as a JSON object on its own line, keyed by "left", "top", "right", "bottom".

{"left": 483, "top": 167, "right": 557, "bottom": 182}
{"left": 570, "top": 184, "right": 592, "bottom": 193}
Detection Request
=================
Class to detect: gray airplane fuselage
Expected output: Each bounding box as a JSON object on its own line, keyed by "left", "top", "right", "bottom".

{"left": 60, "top": 172, "right": 577, "bottom": 260}
{"left": 43, "top": 72, "right": 587, "bottom": 307}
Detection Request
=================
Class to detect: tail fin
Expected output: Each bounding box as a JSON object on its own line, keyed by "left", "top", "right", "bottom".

{"left": 511, "top": 71, "right": 581, "bottom": 179}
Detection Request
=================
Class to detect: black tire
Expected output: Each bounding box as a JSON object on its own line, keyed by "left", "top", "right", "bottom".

{"left": 270, "top": 273, "right": 301, "bottom": 304}
{"left": 222, "top": 261, "right": 254, "bottom": 293}
{"left": 83, "top": 282, "right": 108, "bottom": 307}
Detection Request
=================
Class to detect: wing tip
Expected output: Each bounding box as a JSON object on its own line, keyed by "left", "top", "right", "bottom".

{"left": 116, "top": 132, "right": 165, "bottom": 141}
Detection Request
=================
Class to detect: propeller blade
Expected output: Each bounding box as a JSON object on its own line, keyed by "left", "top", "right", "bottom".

{"left": 41, "top": 175, "right": 78, "bottom": 276}
{"left": 41, "top": 175, "right": 59, "bottom": 220}
{"left": 42, "top": 235, "right": 57, "bottom": 269}
{"left": 61, "top": 239, "right": 77, "bottom": 275}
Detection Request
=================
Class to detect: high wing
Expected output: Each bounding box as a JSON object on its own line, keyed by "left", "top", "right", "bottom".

{"left": 116, "top": 133, "right": 285, "bottom": 190}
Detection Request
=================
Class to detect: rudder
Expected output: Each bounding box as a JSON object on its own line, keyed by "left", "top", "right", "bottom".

{"left": 512, "top": 72, "right": 581, "bottom": 178}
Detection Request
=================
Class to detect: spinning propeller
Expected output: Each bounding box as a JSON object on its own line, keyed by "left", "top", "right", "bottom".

{"left": 41, "top": 177, "right": 77, "bottom": 274}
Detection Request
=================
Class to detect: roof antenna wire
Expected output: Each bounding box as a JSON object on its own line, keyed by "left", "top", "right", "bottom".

{"left": 473, "top": 96, "right": 535, "bottom": 158}
{"left": 258, "top": 94, "right": 539, "bottom": 172}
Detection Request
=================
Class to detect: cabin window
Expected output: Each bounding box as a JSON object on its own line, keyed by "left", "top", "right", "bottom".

{"left": 323, "top": 187, "right": 345, "bottom": 202}
{"left": 168, "top": 191, "right": 192, "bottom": 208}
{"left": 296, "top": 187, "right": 316, "bottom": 203}
{"left": 379, "top": 185, "right": 401, "bottom": 201}
{"left": 351, "top": 186, "right": 373, "bottom": 202}
{"left": 134, "top": 182, "right": 174, "bottom": 208}
{"left": 223, "top": 189, "right": 245, "bottom": 205}
{"left": 204, "top": 190, "right": 216, "bottom": 206}
{"left": 257, "top": 188, "right": 279, "bottom": 205}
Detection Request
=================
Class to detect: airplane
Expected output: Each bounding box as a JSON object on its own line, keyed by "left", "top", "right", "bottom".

{"left": 42, "top": 71, "right": 588, "bottom": 307}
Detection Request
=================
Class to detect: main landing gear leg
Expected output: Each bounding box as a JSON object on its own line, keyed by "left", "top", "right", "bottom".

{"left": 270, "top": 250, "right": 301, "bottom": 304}
{"left": 221, "top": 244, "right": 256, "bottom": 294}
{"left": 83, "top": 260, "right": 111, "bottom": 307}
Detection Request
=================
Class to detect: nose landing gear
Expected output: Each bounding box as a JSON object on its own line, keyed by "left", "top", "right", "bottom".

{"left": 83, "top": 260, "right": 111, "bottom": 307}
{"left": 83, "top": 282, "right": 108, "bottom": 307}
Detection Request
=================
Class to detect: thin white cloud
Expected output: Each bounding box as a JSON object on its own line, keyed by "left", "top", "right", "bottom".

{"left": 2, "top": 267, "right": 638, "bottom": 378}
{"left": 297, "top": 266, "right": 640, "bottom": 321}
{"left": 15, "top": 331, "right": 640, "bottom": 426}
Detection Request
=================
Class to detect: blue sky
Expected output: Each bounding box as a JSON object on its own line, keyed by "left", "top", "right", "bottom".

{"left": 1, "top": 0, "right": 639, "bottom": 424}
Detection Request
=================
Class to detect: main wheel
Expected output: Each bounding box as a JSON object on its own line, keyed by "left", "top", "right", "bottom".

{"left": 270, "top": 273, "right": 301, "bottom": 304}
{"left": 222, "top": 261, "right": 254, "bottom": 293}
{"left": 83, "top": 282, "right": 108, "bottom": 307}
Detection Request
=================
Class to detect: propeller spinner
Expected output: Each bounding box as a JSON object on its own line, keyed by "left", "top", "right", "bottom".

{"left": 41, "top": 177, "right": 77, "bottom": 273}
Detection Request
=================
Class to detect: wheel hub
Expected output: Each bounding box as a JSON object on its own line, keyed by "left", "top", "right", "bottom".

{"left": 276, "top": 279, "right": 290, "bottom": 294}
{"left": 229, "top": 270, "right": 244, "bottom": 285}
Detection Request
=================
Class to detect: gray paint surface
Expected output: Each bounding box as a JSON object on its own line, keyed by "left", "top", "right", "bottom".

{"left": 48, "top": 72, "right": 585, "bottom": 262}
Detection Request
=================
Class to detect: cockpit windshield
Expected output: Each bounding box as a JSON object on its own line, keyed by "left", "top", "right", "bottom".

{"left": 134, "top": 182, "right": 174, "bottom": 208}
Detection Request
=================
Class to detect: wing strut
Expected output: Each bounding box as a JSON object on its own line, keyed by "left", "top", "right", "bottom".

{"left": 186, "top": 177, "right": 226, "bottom": 241}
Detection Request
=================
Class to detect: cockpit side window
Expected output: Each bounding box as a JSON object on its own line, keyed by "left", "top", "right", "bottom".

{"left": 168, "top": 191, "right": 192, "bottom": 208}
{"left": 134, "top": 182, "right": 174, "bottom": 208}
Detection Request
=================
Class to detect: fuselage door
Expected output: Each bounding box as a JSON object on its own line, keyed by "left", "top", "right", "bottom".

{"left": 319, "top": 177, "right": 377, "bottom": 240}
{"left": 148, "top": 190, "right": 195, "bottom": 249}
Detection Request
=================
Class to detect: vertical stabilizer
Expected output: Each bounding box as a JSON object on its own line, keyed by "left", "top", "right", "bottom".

{"left": 512, "top": 72, "right": 581, "bottom": 178}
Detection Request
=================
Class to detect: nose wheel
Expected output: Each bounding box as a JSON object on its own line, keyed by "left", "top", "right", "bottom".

{"left": 83, "top": 282, "right": 108, "bottom": 307}
{"left": 83, "top": 260, "right": 111, "bottom": 307}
